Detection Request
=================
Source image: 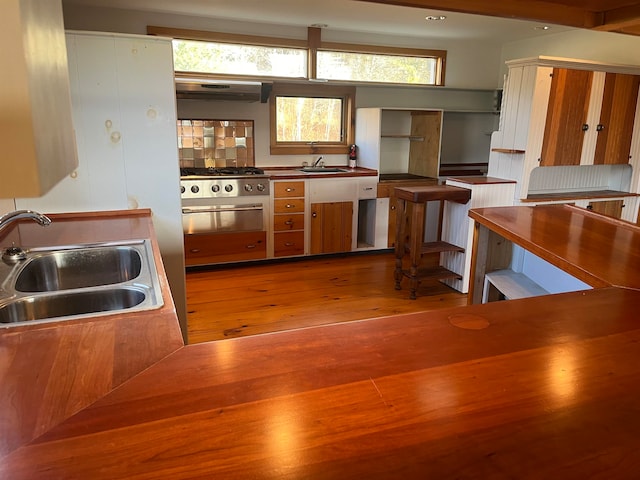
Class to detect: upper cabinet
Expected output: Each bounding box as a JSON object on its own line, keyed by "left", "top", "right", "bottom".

{"left": 540, "top": 68, "right": 640, "bottom": 167}
{"left": 488, "top": 57, "right": 640, "bottom": 201}
{"left": 355, "top": 108, "right": 443, "bottom": 179}
{"left": 1, "top": 0, "right": 77, "bottom": 198}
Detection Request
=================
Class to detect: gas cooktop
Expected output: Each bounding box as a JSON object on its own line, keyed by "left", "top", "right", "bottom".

{"left": 180, "top": 166, "right": 265, "bottom": 177}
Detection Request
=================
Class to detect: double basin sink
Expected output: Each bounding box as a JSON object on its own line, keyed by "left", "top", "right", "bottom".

{"left": 0, "top": 239, "right": 163, "bottom": 326}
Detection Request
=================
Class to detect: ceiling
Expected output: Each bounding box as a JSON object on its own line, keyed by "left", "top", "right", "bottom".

{"left": 357, "top": 0, "right": 640, "bottom": 36}
{"left": 63, "top": 0, "right": 583, "bottom": 43}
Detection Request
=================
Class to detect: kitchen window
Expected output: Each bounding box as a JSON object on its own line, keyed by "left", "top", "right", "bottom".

{"left": 269, "top": 83, "right": 356, "bottom": 155}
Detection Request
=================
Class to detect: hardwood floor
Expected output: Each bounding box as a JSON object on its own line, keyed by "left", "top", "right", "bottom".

{"left": 186, "top": 251, "right": 468, "bottom": 343}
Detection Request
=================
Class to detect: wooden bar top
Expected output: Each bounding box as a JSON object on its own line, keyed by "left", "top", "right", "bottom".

{"left": 3, "top": 286, "right": 640, "bottom": 478}
{"left": 394, "top": 184, "right": 471, "bottom": 204}
{"left": 3, "top": 206, "right": 640, "bottom": 478}
{"left": 469, "top": 204, "right": 640, "bottom": 289}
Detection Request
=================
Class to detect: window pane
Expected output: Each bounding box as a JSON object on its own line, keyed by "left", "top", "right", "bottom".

{"left": 173, "top": 39, "right": 307, "bottom": 78}
{"left": 276, "top": 96, "right": 344, "bottom": 143}
{"left": 317, "top": 51, "right": 438, "bottom": 85}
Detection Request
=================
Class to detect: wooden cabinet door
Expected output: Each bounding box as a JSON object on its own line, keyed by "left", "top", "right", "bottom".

{"left": 310, "top": 202, "right": 353, "bottom": 254}
{"left": 594, "top": 73, "right": 640, "bottom": 165}
{"left": 540, "top": 68, "right": 593, "bottom": 166}
{"left": 588, "top": 200, "right": 624, "bottom": 219}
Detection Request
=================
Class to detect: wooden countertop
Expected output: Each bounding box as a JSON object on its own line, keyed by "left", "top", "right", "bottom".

{"left": 469, "top": 204, "right": 640, "bottom": 289}
{"left": 0, "top": 210, "right": 184, "bottom": 458}
{"left": 264, "top": 166, "right": 378, "bottom": 179}
{"left": 394, "top": 184, "right": 472, "bottom": 204}
{"left": 3, "top": 206, "right": 640, "bottom": 478}
{"left": 3, "top": 286, "right": 640, "bottom": 478}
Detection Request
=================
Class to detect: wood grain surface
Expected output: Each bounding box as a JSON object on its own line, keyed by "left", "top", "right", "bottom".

{"left": 3, "top": 287, "right": 640, "bottom": 478}
{"left": 0, "top": 210, "right": 184, "bottom": 458}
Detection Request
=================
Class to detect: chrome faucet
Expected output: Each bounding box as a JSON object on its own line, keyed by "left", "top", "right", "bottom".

{"left": 312, "top": 156, "right": 324, "bottom": 167}
{"left": 0, "top": 210, "right": 52, "bottom": 235}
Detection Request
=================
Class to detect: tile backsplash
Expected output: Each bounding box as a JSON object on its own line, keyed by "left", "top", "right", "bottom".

{"left": 177, "top": 119, "right": 254, "bottom": 168}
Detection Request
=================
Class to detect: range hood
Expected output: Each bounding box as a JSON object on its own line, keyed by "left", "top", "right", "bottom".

{"left": 175, "top": 76, "right": 272, "bottom": 103}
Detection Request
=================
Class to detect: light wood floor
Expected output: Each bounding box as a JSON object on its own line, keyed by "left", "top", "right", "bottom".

{"left": 186, "top": 251, "right": 468, "bottom": 343}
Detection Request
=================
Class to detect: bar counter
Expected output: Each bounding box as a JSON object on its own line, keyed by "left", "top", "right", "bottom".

{"left": 2, "top": 206, "right": 640, "bottom": 478}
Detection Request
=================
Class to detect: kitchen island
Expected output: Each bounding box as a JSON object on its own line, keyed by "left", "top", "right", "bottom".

{"left": 2, "top": 207, "right": 640, "bottom": 478}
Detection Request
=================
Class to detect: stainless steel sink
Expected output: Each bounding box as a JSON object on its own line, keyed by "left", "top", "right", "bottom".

{"left": 299, "top": 167, "right": 348, "bottom": 173}
{"left": 15, "top": 245, "right": 142, "bottom": 292}
{"left": 0, "top": 288, "right": 147, "bottom": 324}
{"left": 0, "top": 240, "right": 163, "bottom": 327}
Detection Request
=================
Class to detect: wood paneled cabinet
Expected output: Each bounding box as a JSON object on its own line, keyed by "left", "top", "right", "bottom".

{"left": 587, "top": 199, "right": 625, "bottom": 219}
{"left": 273, "top": 181, "right": 305, "bottom": 257}
{"left": 184, "top": 232, "right": 267, "bottom": 266}
{"left": 541, "top": 68, "right": 640, "bottom": 167}
{"left": 310, "top": 202, "right": 353, "bottom": 254}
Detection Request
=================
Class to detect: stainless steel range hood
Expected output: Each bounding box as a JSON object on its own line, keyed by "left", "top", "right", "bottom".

{"left": 175, "top": 76, "right": 272, "bottom": 103}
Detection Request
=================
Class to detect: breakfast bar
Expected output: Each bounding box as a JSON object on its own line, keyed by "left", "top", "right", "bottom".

{"left": 2, "top": 206, "right": 640, "bottom": 478}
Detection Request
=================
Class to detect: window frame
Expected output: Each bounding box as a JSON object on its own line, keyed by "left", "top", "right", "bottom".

{"left": 269, "top": 83, "right": 356, "bottom": 155}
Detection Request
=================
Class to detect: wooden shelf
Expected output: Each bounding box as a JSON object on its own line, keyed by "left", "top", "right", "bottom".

{"left": 403, "top": 240, "right": 464, "bottom": 255}
{"left": 491, "top": 148, "right": 526, "bottom": 154}
{"left": 381, "top": 134, "right": 425, "bottom": 141}
{"left": 400, "top": 265, "right": 462, "bottom": 282}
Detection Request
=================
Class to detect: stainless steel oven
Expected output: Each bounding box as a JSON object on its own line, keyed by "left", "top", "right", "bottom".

{"left": 180, "top": 167, "right": 270, "bottom": 266}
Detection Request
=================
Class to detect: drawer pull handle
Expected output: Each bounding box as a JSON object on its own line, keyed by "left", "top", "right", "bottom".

{"left": 286, "top": 204, "right": 295, "bottom": 208}
{"left": 284, "top": 242, "right": 295, "bottom": 247}
{"left": 286, "top": 188, "right": 295, "bottom": 192}
{"left": 363, "top": 187, "right": 373, "bottom": 191}
{"left": 246, "top": 244, "right": 256, "bottom": 249}
{"left": 190, "top": 249, "right": 200, "bottom": 253}
{"left": 284, "top": 220, "right": 294, "bottom": 225}
{"left": 312, "top": 212, "right": 317, "bottom": 218}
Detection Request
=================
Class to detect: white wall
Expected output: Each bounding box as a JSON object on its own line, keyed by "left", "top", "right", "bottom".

{"left": 499, "top": 29, "right": 640, "bottom": 81}
{"left": 62, "top": 4, "right": 504, "bottom": 90}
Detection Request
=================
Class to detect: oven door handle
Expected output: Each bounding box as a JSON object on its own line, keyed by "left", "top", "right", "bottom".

{"left": 182, "top": 204, "right": 263, "bottom": 214}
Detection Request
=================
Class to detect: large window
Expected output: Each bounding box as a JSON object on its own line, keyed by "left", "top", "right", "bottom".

{"left": 172, "top": 39, "right": 307, "bottom": 79}
{"left": 148, "top": 26, "right": 445, "bottom": 154}
{"left": 269, "top": 84, "right": 355, "bottom": 155}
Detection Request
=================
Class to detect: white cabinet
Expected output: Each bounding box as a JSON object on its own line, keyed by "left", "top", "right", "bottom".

{"left": 488, "top": 56, "right": 640, "bottom": 202}
{"left": 356, "top": 107, "right": 443, "bottom": 178}
{"left": 15, "top": 31, "right": 187, "bottom": 338}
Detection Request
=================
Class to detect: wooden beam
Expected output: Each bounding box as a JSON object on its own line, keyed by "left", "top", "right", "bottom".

{"left": 354, "top": 0, "right": 601, "bottom": 29}
{"left": 592, "top": 4, "right": 640, "bottom": 32}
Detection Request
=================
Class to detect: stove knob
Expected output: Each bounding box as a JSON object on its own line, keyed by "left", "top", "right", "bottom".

{"left": 211, "top": 184, "right": 220, "bottom": 193}
{"left": 225, "top": 184, "right": 233, "bottom": 192}
{"left": 180, "top": 185, "right": 185, "bottom": 194}
{"left": 191, "top": 185, "right": 199, "bottom": 194}
{"left": 256, "top": 183, "right": 265, "bottom": 192}
{"left": 244, "top": 184, "right": 253, "bottom": 192}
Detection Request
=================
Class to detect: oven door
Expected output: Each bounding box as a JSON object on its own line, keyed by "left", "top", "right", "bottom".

{"left": 182, "top": 204, "right": 264, "bottom": 234}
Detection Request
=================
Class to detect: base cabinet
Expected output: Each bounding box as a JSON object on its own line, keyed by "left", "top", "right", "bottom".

{"left": 310, "top": 202, "right": 353, "bottom": 254}
{"left": 184, "top": 232, "right": 267, "bottom": 266}
{"left": 273, "top": 181, "right": 306, "bottom": 257}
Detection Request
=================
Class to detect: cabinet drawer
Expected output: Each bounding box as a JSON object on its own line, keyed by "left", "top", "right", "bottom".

{"left": 273, "top": 213, "right": 304, "bottom": 231}
{"left": 274, "top": 181, "right": 305, "bottom": 198}
{"left": 274, "top": 198, "right": 305, "bottom": 213}
{"left": 184, "top": 232, "right": 266, "bottom": 266}
{"left": 274, "top": 231, "right": 305, "bottom": 257}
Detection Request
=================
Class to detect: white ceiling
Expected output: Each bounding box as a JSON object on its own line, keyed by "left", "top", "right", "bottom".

{"left": 63, "top": 0, "right": 574, "bottom": 42}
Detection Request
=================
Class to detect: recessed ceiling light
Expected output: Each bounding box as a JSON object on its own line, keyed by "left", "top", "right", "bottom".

{"left": 425, "top": 15, "right": 447, "bottom": 21}
{"left": 534, "top": 25, "right": 551, "bottom": 30}
{"left": 311, "top": 23, "right": 328, "bottom": 28}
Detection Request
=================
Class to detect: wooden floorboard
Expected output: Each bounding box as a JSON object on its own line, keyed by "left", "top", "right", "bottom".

{"left": 186, "top": 251, "right": 468, "bottom": 343}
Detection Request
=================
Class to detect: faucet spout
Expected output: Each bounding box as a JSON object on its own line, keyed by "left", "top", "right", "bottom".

{"left": 0, "top": 210, "right": 52, "bottom": 235}
{"left": 312, "top": 156, "right": 324, "bottom": 167}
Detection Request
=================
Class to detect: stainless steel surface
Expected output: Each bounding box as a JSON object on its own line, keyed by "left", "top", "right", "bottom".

{"left": 180, "top": 176, "right": 270, "bottom": 200}
{"left": 0, "top": 239, "right": 164, "bottom": 327}
{"left": 0, "top": 210, "right": 51, "bottom": 235}
{"left": 182, "top": 203, "right": 264, "bottom": 234}
{"left": 180, "top": 171, "right": 270, "bottom": 238}
{"left": 14, "top": 246, "right": 142, "bottom": 292}
{"left": 0, "top": 288, "right": 147, "bottom": 324}
{"left": 175, "top": 77, "right": 272, "bottom": 103}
